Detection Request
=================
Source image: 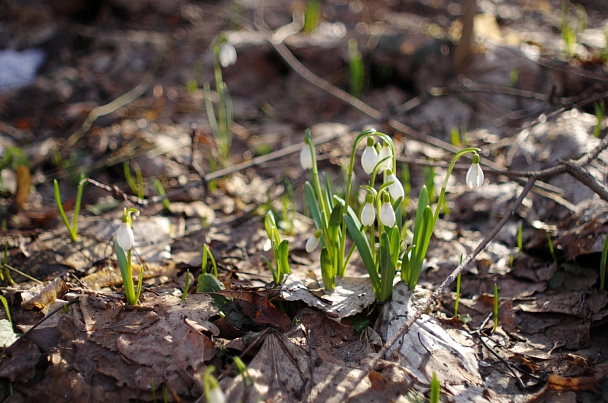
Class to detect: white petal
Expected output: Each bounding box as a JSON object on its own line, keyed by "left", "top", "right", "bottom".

{"left": 262, "top": 238, "right": 272, "bottom": 252}
{"left": 207, "top": 386, "right": 227, "bottom": 403}
{"left": 387, "top": 174, "right": 404, "bottom": 200}
{"left": 116, "top": 222, "right": 134, "bottom": 250}
{"left": 361, "top": 202, "right": 376, "bottom": 226}
{"left": 306, "top": 236, "right": 319, "bottom": 253}
{"left": 218, "top": 43, "right": 237, "bottom": 68}
{"left": 379, "top": 202, "right": 396, "bottom": 227}
{"left": 361, "top": 146, "right": 379, "bottom": 174}
{"left": 466, "top": 163, "right": 484, "bottom": 189}
{"left": 300, "top": 146, "right": 313, "bottom": 169}
{"left": 378, "top": 145, "right": 391, "bottom": 173}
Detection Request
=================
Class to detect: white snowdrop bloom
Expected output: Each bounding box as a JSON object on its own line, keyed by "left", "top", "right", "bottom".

{"left": 465, "top": 154, "right": 484, "bottom": 189}
{"left": 361, "top": 136, "right": 379, "bottom": 174}
{"left": 218, "top": 41, "right": 237, "bottom": 68}
{"left": 306, "top": 231, "right": 321, "bottom": 253}
{"left": 360, "top": 197, "right": 376, "bottom": 226}
{"left": 300, "top": 145, "right": 313, "bottom": 169}
{"left": 206, "top": 384, "right": 227, "bottom": 403}
{"left": 379, "top": 195, "right": 396, "bottom": 227}
{"left": 377, "top": 143, "right": 392, "bottom": 173}
{"left": 385, "top": 170, "right": 404, "bottom": 201}
{"left": 116, "top": 222, "right": 134, "bottom": 251}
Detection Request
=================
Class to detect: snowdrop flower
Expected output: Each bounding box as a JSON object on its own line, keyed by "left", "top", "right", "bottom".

{"left": 300, "top": 142, "right": 313, "bottom": 169}
{"left": 377, "top": 143, "right": 392, "bottom": 173}
{"left": 306, "top": 230, "right": 322, "bottom": 252}
{"left": 218, "top": 41, "right": 237, "bottom": 68}
{"left": 465, "top": 153, "right": 484, "bottom": 189}
{"left": 379, "top": 193, "right": 396, "bottom": 227}
{"left": 116, "top": 219, "right": 134, "bottom": 251}
{"left": 385, "top": 169, "right": 404, "bottom": 201}
{"left": 360, "top": 194, "right": 376, "bottom": 226}
{"left": 361, "top": 136, "right": 379, "bottom": 174}
{"left": 207, "top": 385, "right": 227, "bottom": 403}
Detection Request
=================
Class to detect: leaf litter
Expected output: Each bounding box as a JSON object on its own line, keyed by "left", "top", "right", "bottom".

{"left": 0, "top": 1, "right": 608, "bottom": 402}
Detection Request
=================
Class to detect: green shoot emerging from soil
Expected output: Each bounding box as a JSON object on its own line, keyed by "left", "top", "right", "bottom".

{"left": 600, "top": 234, "right": 608, "bottom": 290}
{"left": 124, "top": 160, "right": 144, "bottom": 199}
{"left": 54, "top": 174, "right": 86, "bottom": 242}
{"left": 204, "top": 34, "right": 235, "bottom": 170}
{"left": 430, "top": 372, "right": 441, "bottom": 403}
{"left": 115, "top": 208, "right": 142, "bottom": 305}
{"left": 263, "top": 211, "right": 291, "bottom": 285}
{"left": 202, "top": 243, "right": 218, "bottom": 279}
{"left": 493, "top": 283, "right": 499, "bottom": 333}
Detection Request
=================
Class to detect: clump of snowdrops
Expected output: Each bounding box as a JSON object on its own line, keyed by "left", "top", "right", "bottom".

{"left": 302, "top": 129, "right": 483, "bottom": 302}
{"left": 115, "top": 208, "right": 143, "bottom": 306}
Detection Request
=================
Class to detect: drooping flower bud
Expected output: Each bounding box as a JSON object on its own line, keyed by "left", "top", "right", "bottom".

{"left": 465, "top": 153, "right": 484, "bottom": 189}
{"left": 377, "top": 143, "right": 392, "bottom": 173}
{"left": 361, "top": 136, "right": 379, "bottom": 175}
{"left": 306, "top": 230, "right": 322, "bottom": 252}
{"left": 218, "top": 41, "right": 237, "bottom": 68}
{"left": 379, "top": 193, "right": 396, "bottom": 227}
{"left": 116, "top": 222, "right": 134, "bottom": 251}
{"left": 300, "top": 141, "right": 313, "bottom": 169}
{"left": 385, "top": 169, "right": 404, "bottom": 201}
{"left": 360, "top": 194, "right": 376, "bottom": 226}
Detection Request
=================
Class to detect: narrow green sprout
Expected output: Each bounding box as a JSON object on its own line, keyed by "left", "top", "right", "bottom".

{"left": 600, "top": 234, "right": 608, "bottom": 290}
{"left": 0, "top": 295, "right": 11, "bottom": 325}
{"left": 115, "top": 208, "right": 142, "bottom": 305}
{"left": 263, "top": 211, "right": 291, "bottom": 285}
{"left": 450, "top": 127, "right": 461, "bottom": 147}
{"left": 151, "top": 379, "right": 157, "bottom": 403}
{"left": 124, "top": 160, "right": 144, "bottom": 199}
{"left": 454, "top": 272, "right": 461, "bottom": 318}
{"left": 348, "top": 38, "right": 364, "bottom": 98}
{"left": 430, "top": 372, "right": 441, "bottom": 403}
{"left": 203, "top": 366, "right": 226, "bottom": 403}
{"left": 202, "top": 244, "right": 218, "bottom": 279}
{"left": 594, "top": 100, "right": 604, "bottom": 138}
{"left": 509, "top": 69, "right": 519, "bottom": 89}
{"left": 493, "top": 283, "right": 499, "bottom": 333}
{"left": 303, "top": 0, "right": 321, "bottom": 32}
{"left": 204, "top": 34, "right": 234, "bottom": 170}
{"left": 54, "top": 174, "right": 87, "bottom": 242}
{"left": 2, "top": 241, "right": 13, "bottom": 285}
{"left": 153, "top": 179, "right": 171, "bottom": 211}
{"left": 233, "top": 356, "right": 254, "bottom": 387}
{"left": 423, "top": 164, "right": 436, "bottom": 203}
{"left": 547, "top": 233, "right": 557, "bottom": 263}
{"left": 517, "top": 222, "right": 523, "bottom": 258}
{"left": 182, "top": 269, "right": 190, "bottom": 301}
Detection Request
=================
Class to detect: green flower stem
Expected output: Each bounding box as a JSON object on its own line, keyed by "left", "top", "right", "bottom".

{"left": 125, "top": 249, "right": 136, "bottom": 305}
{"left": 433, "top": 147, "right": 480, "bottom": 224}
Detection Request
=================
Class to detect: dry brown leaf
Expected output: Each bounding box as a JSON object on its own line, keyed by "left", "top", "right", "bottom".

{"left": 20, "top": 277, "right": 68, "bottom": 310}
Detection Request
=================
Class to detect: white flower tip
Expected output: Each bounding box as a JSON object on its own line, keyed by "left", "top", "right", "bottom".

{"left": 300, "top": 146, "right": 313, "bottom": 169}
{"left": 379, "top": 202, "right": 396, "bottom": 227}
{"left": 116, "top": 222, "right": 134, "bottom": 250}
{"left": 218, "top": 42, "right": 237, "bottom": 68}
{"left": 361, "top": 203, "right": 376, "bottom": 226}
{"left": 466, "top": 163, "right": 484, "bottom": 189}
{"left": 305, "top": 235, "right": 320, "bottom": 253}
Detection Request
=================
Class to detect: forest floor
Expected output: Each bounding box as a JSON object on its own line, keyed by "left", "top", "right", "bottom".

{"left": 0, "top": 0, "right": 608, "bottom": 402}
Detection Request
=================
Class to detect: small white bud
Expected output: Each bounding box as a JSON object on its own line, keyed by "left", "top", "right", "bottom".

{"left": 378, "top": 143, "right": 392, "bottom": 173}
{"left": 116, "top": 222, "right": 134, "bottom": 251}
{"left": 306, "top": 231, "right": 321, "bottom": 252}
{"left": 379, "top": 197, "right": 396, "bottom": 227}
{"left": 218, "top": 41, "right": 237, "bottom": 68}
{"left": 361, "top": 137, "right": 379, "bottom": 174}
{"left": 300, "top": 145, "right": 313, "bottom": 170}
{"left": 360, "top": 200, "right": 376, "bottom": 227}
{"left": 385, "top": 170, "right": 404, "bottom": 201}
{"left": 466, "top": 154, "right": 484, "bottom": 189}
